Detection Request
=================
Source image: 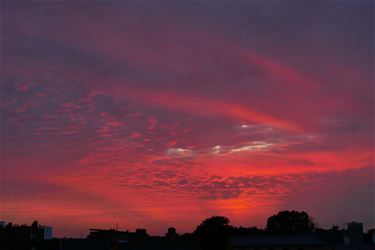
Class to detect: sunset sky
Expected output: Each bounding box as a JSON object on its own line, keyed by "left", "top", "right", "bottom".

{"left": 1, "top": 1, "right": 374, "bottom": 237}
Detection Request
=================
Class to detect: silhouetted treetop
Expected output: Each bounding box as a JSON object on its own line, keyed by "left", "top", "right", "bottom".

{"left": 32, "top": 220, "right": 39, "bottom": 228}
{"left": 194, "top": 216, "right": 230, "bottom": 236}
{"left": 266, "top": 210, "right": 315, "bottom": 234}
{"left": 194, "top": 216, "right": 231, "bottom": 250}
{"left": 230, "top": 226, "right": 264, "bottom": 236}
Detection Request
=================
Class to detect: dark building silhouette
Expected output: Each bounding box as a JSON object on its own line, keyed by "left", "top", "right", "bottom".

{"left": 1, "top": 214, "right": 374, "bottom": 250}
{"left": 316, "top": 226, "right": 345, "bottom": 245}
{"left": 166, "top": 227, "right": 177, "bottom": 237}
{"left": 229, "top": 235, "right": 332, "bottom": 250}
{"left": 0, "top": 221, "right": 52, "bottom": 241}
{"left": 88, "top": 228, "right": 129, "bottom": 241}
{"left": 0, "top": 221, "right": 53, "bottom": 250}
{"left": 87, "top": 227, "right": 149, "bottom": 247}
{"left": 165, "top": 227, "right": 178, "bottom": 242}
{"left": 60, "top": 238, "right": 110, "bottom": 250}
{"left": 368, "top": 229, "right": 375, "bottom": 244}
{"left": 334, "top": 246, "right": 375, "bottom": 250}
{"left": 136, "top": 228, "right": 148, "bottom": 235}
{"left": 345, "top": 222, "right": 364, "bottom": 245}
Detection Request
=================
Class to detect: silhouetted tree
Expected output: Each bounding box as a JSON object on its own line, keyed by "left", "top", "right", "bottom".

{"left": 230, "top": 226, "right": 264, "bottom": 236}
{"left": 5, "top": 222, "right": 12, "bottom": 230}
{"left": 266, "top": 210, "right": 315, "bottom": 234}
{"left": 31, "top": 220, "right": 39, "bottom": 228}
{"left": 194, "top": 216, "right": 231, "bottom": 250}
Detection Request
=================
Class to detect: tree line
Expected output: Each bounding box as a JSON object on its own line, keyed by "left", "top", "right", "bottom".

{"left": 193, "top": 210, "right": 315, "bottom": 250}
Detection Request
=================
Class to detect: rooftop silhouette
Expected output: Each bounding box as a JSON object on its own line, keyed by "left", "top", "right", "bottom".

{"left": 1, "top": 210, "right": 374, "bottom": 250}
